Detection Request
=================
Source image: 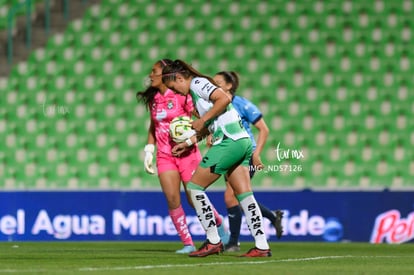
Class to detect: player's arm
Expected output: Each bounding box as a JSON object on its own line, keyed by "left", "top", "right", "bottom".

{"left": 147, "top": 120, "right": 156, "bottom": 145}
{"left": 252, "top": 118, "right": 269, "bottom": 168}
{"left": 177, "top": 126, "right": 209, "bottom": 150}
{"left": 191, "top": 88, "right": 231, "bottom": 132}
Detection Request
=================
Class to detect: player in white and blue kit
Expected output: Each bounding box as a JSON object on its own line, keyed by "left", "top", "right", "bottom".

{"left": 214, "top": 71, "right": 284, "bottom": 252}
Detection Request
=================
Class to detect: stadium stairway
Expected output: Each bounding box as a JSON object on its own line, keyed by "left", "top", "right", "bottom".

{"left": 0, "top": 0, "right": 101, "bottom": 76}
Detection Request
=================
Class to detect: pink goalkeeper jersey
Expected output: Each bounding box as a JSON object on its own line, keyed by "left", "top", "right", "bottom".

{"left": 150, "top": 89, "right": 194, "bottom": 155}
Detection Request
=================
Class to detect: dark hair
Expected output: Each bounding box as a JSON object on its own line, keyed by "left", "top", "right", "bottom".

{"left": 136, "top": 58, "right": 173, "bottom": 108}
{"left": 216, "top": 71, "right": 239, "bottom": 95}
{"left": 161, "top": 59, "right": 218, "bottom": 86}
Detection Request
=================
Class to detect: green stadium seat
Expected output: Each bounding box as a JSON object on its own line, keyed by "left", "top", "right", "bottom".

{"left": 2, "top": 0, "right": 413, "bottom": 189}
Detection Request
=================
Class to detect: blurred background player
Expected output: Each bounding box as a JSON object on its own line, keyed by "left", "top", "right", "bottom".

{"left": 136, "top": 59, "right": 228, "bottom": 254}
{"left": 162, "top": 59, "right": 271, "bottom": 257}
{"left": 213, "top": 71, "right": 284, "bottom": 252}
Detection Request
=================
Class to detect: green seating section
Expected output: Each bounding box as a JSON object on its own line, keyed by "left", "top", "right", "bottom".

{"left": 1, "top": 0, "right": 413, "bottom": 190}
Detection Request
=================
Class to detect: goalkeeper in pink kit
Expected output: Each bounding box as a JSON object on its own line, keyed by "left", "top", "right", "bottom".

{"left": 136, "top": 59, "right": 229, "bottom": 254}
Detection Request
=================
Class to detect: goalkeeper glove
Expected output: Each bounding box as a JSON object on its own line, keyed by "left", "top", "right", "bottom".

{"left": 144, "top": 144, "right": 155, "bottom": 175}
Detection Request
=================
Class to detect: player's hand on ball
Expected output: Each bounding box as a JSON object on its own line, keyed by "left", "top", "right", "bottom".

{"left": 191, "top": 118, "right": 205, "bottom": 132}
{"left": 179, "top": 129, "right": 196, "bottom": 141}
{"left": 169, "top": 116, "right": 195, "bottom": 143}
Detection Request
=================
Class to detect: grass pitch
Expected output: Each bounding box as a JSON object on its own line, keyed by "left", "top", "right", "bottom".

{"left": 0, "top": 241, "right": 413, "bottom": 274}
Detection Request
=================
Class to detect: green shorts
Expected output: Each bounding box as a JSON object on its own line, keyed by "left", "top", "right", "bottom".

{"left": 200, "top": 137, "right": 252, "bottom": 175}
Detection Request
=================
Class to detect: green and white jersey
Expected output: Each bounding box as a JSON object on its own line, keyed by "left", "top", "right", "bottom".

{"left": 190, "top": 77, "right": 249, "bottom": 145}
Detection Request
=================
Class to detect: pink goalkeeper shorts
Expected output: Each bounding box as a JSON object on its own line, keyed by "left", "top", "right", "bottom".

{"left": 156, "top": 147, "right": 201, "bottom": 182}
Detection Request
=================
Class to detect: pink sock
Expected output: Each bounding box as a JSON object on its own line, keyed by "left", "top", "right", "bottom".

{"left": 169, "top": 205, "right": 194, "bottom": 246}
{"left": 213, "top": 208, "right": 222, "bottom": 226}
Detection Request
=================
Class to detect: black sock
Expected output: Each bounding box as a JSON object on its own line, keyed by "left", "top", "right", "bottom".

{"left": 227, "top": 205, "right": 242, "bottom": 245}
{"left": 258, "top": 202, "right": 276, "bottom": 223}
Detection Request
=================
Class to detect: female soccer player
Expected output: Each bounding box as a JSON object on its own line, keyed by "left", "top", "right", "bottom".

{"left": 162, "top": 59, "right": 271, "bottom": 257}
{"left": 136, "top": 59, "right": 227, "bottom": 254}
{"left": 213, "top": 71, "right": 284, "bottom": 252}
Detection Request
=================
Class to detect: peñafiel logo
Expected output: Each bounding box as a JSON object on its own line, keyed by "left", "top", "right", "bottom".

{"left": 370, "top": 209, "right": 414, "bottom": 244}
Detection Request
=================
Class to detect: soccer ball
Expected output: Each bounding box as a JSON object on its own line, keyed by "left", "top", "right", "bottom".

{"left": 169, "top": 116, "right": 196, "bottom": 143}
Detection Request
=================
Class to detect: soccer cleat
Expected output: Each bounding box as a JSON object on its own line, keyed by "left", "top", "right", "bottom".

{"left": 175, "top": 245, "right": 196, "bottom": 254}
{"left": 189, "top": 240, "right": 223, "bottom": 257}
{"left": 224, "top": 242, "right": 240, "bottom": 252}
{"left": 240, "top": 247, "right": 272, "bottom": 257}
{"left": 217, "top": 223, "right": 230, "bottom": 245}
{"left": 273, "top": 209, "right": 284, "bottom": 239}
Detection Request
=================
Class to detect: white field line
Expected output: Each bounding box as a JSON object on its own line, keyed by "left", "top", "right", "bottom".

{"left": 0, "top": 255, "right": 407, "bottom": 273}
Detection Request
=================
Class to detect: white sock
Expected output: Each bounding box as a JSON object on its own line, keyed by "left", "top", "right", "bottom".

{"left": 188, "top": 183, "right": 220, "bottom": 244}
{"left": 239, "top": 193, "right": 269, "bottom": 250}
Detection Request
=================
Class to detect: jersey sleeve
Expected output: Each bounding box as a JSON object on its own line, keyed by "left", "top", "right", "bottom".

{"left": 238, "top": 96, "right": 263, "bottom": 125}
{"left": 190, "top": 77, "right": 218, "bottom": 101}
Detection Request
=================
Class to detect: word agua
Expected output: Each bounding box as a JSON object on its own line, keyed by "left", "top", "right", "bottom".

{"left": 0, "top": 210, "right": 104, "bottom": 239}
{"left": 370, "top": 209, "right": 414, "bottom": 244}
{"left": 275, "top": 142, "right": 304, "bottom": 161}
{"left": 0, "top": 209, "right": 206, "bottom": 240}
